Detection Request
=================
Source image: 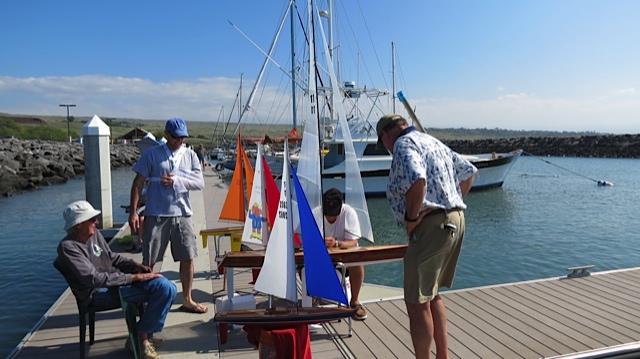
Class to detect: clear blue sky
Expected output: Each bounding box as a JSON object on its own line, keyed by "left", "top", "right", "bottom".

{"left": 1, "top": 0, "right": 639, "bottom": 133}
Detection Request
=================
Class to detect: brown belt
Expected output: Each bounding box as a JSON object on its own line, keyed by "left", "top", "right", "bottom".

{"left": 421, "top": 207, "right": 462, "bottom": 218}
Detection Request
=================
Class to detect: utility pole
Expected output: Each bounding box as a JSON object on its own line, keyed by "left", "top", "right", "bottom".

{"left": 59, "top": 103, "right": 76, "bottom": 143}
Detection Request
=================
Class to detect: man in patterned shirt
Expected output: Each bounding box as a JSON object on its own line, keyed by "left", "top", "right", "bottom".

{"left": 376, "top": 114, "right": 477, "bottom": 359}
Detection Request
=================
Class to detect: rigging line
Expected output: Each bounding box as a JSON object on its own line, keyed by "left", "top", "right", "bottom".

{"left": 227, "top": 19, "right": 308, "bottom": 97}
{"left": 354, "top": 0, "right": 389, "bottom": 90}
{"left": 229, "top": 2, "right": 294, "bottom": 137}
{"left": 275, "top": 96, "right": 293, "bottom": 126}
{"left": 296, "top": 0, "right": 333, "bottom": 106}
{"left": 522, "top": 151, "right": 612, "bottom": 185}
{"left": 222, "top": 84, "right": 241, "bottom": 143}
{"left": 268, "top": 66, "right": 292, "bottom": 128}
{"left": 267, "top": 72, "right": 291, "bottom": 127}
{"left": 254, "top": 59, "right": 277, "bottom": 126}
{"left": 336, "top": 1, "right": 382, "bottom": 92}
{"left": 395, "top": 45, "right": 410, "bottom": 97}
{"left": 210, "top": 106, "right": 224, "bottom": 146}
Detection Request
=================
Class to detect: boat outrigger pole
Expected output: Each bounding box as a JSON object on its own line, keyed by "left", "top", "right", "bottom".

{"left": 397, "top": 90, "right": 425, "bottom": 133}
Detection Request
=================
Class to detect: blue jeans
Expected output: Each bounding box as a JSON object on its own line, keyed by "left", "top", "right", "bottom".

{"left": 93, "top": 277, "right": 177, "bottom": 335}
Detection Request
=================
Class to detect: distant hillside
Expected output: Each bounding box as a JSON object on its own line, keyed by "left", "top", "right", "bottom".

{"left": 0, "top": 111, "right": 612, "bottom": 143}
{"left": 426, "top": 127, "right": 602, "bottom": 141}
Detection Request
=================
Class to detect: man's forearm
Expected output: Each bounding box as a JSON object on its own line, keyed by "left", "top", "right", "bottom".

{"left": 130, "top": 175, "right": 144, "bottom": 213}
{"left": 459, "top": 175, "right": 475, "bottom": 197}
{"left": 405, "top": 179, "right": 426, "bottom": 219}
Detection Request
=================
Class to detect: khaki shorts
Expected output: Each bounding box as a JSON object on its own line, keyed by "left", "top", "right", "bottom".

{"left": 404, "top": 209, "right": 465, "bottom": 304}
{"left": 142, "top": 216, "right": 198, "bottom": 266}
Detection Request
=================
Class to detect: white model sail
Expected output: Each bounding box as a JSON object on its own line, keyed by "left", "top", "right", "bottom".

{"left": 254, "top": 139, "right": 297, "bottom": 302}
{"left": 315, "top": 6, "right": 375, "bottom": 243}
{"left": 241, "top": 145, "right": 269, "bottom": 246}
{"left": 295, "top": 0, "right": 323, "bottom": 231}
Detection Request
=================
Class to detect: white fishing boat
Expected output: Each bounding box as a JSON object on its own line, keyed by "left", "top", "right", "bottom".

{"left": 321, "top": 134, "right": 523, "bottom": 196}
{"left": 220, "top": 0, "right": 521, "bottom": 196}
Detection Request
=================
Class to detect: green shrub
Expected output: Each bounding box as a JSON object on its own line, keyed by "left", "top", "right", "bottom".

{"left": 0, "top": 119, "right": 71, "bottom": 141}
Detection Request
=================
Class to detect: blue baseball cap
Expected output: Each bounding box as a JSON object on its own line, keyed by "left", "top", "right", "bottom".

{"left": 165, "top": 118, "right": 189, "bottom": 138}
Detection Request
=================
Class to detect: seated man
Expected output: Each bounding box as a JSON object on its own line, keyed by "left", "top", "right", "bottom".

{"left": 322, "top": 188, "right": 368, "bottom": 321}
{"left": 56, "top": 200, "right": 177, "bottom": 359}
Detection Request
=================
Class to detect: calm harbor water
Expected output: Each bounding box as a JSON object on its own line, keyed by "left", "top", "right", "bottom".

{"left": 0, "top": 168, "right": 135, "bottom": 357}
{"left": 0, "top": 156, "right": 639, "bottom": 356}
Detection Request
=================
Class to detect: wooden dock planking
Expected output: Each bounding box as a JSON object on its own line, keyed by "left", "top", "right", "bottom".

{"left": 507, "top": 284, "right": 618, "bottom": 348}
{"left": 443, "top": 298, "right": 525, "bottom": 358}
{"left": 534, "top": 280, "right": 640, "bottom": 336}
{"left": 461, "top": 289, "right": 569, "bottom": 356}
{"left": 482, "top": 285, "right": 592, "bottom": 352}
{"left": 14, "top": 165, "right": 640, "bottom": 359}
{"left": 524, "top": 280, "right": 636, "bottom": 343}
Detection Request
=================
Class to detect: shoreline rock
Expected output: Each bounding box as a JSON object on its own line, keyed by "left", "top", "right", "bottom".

{"left": 444, "top": 134, "right": 640, "bottom": 159}
{"left": 2, "top": 134, "right": 638, "bottom": 197}
{"left": 0, "top": 138, "right": 139, "bottom": 197}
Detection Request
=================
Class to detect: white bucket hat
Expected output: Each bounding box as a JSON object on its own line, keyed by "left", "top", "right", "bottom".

{"left": 64, "top": 200, "right": 101, "bottom": 231}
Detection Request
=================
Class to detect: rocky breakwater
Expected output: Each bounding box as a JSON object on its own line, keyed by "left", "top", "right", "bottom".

{"left": 0, "top": 138, "right": 139, "bottom": 196}
{"left": 445, "top": 134, "right": 640, "bottom": 159}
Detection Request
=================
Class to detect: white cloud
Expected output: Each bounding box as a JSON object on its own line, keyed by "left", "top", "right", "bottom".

{"left": 497, "top": 92, "right": 529, "bottom": 101}
{"left": 410, "top": 94, "right": 640, "bottom": 133}
{"left": 613, "top": 88, "right": 636, "bottom": 96}
{"left": 1, "top": 75, "right": 639, "bottom": 133}
{"left": 0, "top": 75, "right": 290, "bottom": 124}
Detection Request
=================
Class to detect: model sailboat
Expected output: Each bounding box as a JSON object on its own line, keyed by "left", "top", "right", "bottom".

{"left": 216, "top": 139, "right": 355, "bottom": 324}
{"left": 215, "top": 0, "right": 407, "bottom": 326}
{"left": 219, "top": 134, "right": 254, "bottom": 223}
{"left": 218, "top": 133, "right": 280, "bottom": 247}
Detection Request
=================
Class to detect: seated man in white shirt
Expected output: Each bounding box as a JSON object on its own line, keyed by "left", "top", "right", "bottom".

{"left": 322, "top": 188, "right": 367, "bottom": 321}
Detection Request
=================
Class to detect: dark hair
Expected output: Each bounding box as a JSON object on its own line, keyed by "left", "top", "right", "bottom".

{"left": 323, "top": 188, "right": 343, "bottom": 217}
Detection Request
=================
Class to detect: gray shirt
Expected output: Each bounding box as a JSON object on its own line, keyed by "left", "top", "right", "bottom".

{"left": 56, "top": 231, "right": 137, "bottom": 304}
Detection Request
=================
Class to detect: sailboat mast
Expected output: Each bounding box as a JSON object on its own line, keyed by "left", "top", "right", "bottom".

{"left": 392, "top": 42, "right": 396, "bottom": 113}
{"left": 290, "top": 0, "right": 298, "bottom": 130}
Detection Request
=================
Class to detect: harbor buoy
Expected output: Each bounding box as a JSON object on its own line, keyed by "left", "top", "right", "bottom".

{"left": 597, "top": 180, "right": 614, "bottom": 187}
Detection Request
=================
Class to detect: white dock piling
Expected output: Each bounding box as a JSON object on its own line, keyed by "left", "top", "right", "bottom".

{"left": 82, "top": 115, "right": 113, "bottom": 229}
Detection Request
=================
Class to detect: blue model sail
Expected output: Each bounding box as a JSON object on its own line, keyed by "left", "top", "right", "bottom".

{"left": 291, "top": 167, "right": 348, "bottom": 306}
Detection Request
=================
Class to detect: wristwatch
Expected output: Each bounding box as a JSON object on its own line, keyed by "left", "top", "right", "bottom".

{"left": 404, "top": 212, "right": 419, "bottom": 222}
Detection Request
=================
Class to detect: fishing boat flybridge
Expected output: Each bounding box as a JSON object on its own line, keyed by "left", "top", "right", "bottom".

{"left": 218, "top": 0, "right": 522, "bottom": 196}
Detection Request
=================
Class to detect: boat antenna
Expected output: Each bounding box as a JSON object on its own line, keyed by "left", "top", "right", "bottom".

{"left": 523, "top": 151, "right": 614, "bottom": 186}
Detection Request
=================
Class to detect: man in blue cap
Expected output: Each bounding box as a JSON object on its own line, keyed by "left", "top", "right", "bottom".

{"left": 129, "top": 118, "right": 208, "bottom": 314}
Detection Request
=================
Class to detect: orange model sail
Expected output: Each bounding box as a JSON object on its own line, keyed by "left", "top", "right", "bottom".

{"left": 219, "top": 135, "right": 246, "bottom": 222}
{"left": 241, "top": 145, "right": 255, "bottom": 193}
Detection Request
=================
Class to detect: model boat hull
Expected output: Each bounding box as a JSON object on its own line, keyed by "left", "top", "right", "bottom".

{"left": 214, "top": 306, "right": 355, "bottom": 325}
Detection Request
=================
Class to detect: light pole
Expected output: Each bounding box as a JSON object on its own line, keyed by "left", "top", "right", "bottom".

{"left": 59, "top": 104, "right": 76, "bottom": 143}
